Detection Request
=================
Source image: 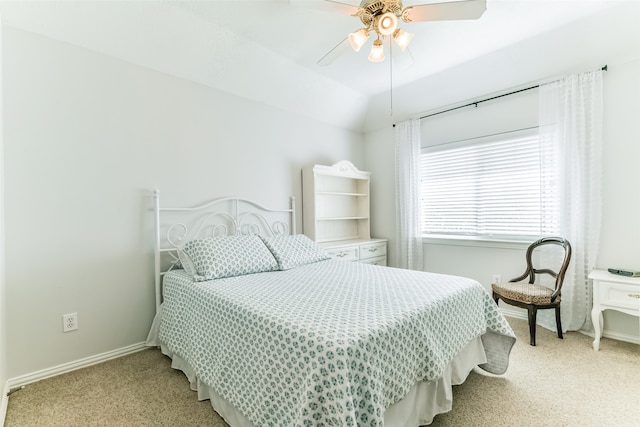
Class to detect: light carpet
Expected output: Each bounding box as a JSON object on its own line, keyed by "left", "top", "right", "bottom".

{"left": 5, "top": 317, "right": 640, "bottom": 426}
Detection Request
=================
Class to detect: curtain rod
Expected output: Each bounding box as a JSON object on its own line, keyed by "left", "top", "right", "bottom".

{"left": 393, "top": 65, "right": 608, "bottom": 125}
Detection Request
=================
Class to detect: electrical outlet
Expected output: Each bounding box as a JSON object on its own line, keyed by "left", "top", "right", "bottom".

{"left": 492, "top": 274, "right": 502, "bottom": 285}
{"left": 63, "top": 313, "right": 78, "bottom": 332}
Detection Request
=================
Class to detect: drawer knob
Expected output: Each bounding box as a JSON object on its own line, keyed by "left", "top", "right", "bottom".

{"left": 628, "top": 293, "right": 640, "bottom": 299}
{"left": 336, "top": 252, "right": 347, "bottom": 258}
{"left": 368, "top": 248, "right": 378, "bottom": 253}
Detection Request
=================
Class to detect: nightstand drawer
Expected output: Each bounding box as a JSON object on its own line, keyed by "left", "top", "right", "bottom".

{"left": 360, "top": 241, "right": 387, "bottom": 260}
{"left": 599, "top": 281, "right": 640, "bottom": 311}
{"left": 326, "top": 246, "right": 359, "bottom": 261}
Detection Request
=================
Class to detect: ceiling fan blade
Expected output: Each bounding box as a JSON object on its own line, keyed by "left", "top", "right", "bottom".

{"left": 290, "top": 0, "right": 360, "bottom": 16}
{"left": 317, "top": 37, "right": 351, "bottom": 66}
{"left": 403, "top": 0, "right": 486, "bottom": 22}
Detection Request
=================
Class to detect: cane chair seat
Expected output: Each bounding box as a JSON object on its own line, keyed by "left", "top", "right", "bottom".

{"left": 491, "top": 282, "right": 560, "bottom": 305}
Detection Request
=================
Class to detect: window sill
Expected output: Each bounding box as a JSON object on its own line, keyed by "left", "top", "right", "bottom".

{"left": 422, "top": 235, "right": 531, "bottom": 250}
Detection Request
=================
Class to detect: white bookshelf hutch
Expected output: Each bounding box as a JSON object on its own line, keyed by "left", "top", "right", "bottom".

{"left": 302, "top": 160, "right": 387, "bottom": 265}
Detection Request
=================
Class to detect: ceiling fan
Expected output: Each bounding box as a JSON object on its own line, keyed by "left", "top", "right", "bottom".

{"left": 293, "top": 0, "right": 487, "bottom": 66}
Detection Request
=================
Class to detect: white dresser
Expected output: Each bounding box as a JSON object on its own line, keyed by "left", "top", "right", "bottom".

{"left": 589, "top": 269, "right": 640, "bottom": 351}
{"left": 319, "top": 238, "right": 387, "bottom": 266}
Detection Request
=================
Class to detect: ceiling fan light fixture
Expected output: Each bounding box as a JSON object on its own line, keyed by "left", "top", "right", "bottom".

{"left": 392, "top": 28, "right": 414, "bottom": 51}
{"left": 376, "top": 12, "right": 398, "bottom": 36}
{"left": 348, "top": 28, "right": 370, "bottom": 52}
{"left": 368, "top": 38, "right": 385, "bottom": 62}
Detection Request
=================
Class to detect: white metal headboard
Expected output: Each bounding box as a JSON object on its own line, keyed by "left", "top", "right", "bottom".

{"left": 153, "top": 189, "right": 296, "bottom": 312}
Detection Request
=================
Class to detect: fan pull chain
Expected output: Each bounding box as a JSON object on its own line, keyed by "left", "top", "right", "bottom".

{"left": 389, "top": 37, "right": 393, "bottom": 116}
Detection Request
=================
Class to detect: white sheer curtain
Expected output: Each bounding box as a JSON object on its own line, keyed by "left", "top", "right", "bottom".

{"left": 538, "top": 69, "right": 604, "bottom": 332}
{"left": 394, "top": 119, "right": 424, "bottom": 270}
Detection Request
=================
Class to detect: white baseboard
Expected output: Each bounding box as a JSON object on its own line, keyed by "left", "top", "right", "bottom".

{"left": 579, "top": 328, "right": 640, "bottom": 345}
{"left": 1, "top": 380, "right": 9, "bottom": 427}
{"left": 5, "top": 342, "right": 148, "bottom": 391}
{"left": 500, "top": 307, "right": 528, "bottom": 321}
{"left": 499, "top": 307, "right": 640, "bottom": 345}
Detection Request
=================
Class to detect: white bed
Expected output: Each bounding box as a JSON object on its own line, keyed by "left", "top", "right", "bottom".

{"left": 146, "top": 190, "right": 516, "bottom": 426}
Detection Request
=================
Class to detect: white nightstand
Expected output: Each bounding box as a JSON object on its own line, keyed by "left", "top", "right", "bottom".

{"left": 589, "top": 269, "right": 640, "bottom": 351}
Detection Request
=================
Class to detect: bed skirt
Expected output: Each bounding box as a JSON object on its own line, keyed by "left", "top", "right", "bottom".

{"left": 148, "top": 307, "right": 487, "bottom": 427}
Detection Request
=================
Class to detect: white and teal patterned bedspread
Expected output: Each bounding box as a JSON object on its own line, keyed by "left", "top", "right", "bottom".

{"left": 159, "top": 260, "right": 515, "bottom": 427}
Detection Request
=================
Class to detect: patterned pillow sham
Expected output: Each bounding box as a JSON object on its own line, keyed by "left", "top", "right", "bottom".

{"left": 180, "top": 235, "right": 278, "bottom": 282}
{"left": 261, "top": 234, "right": 331, "bottom": 270}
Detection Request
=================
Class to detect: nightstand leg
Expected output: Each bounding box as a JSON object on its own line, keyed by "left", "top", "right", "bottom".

{"left": 591, "top": 307, "right": 603, "bottom": 351}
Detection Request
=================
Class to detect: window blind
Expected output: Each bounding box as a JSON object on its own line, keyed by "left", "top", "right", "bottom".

{"left": 420, "top": 128, "right": 560, "bottom": 240}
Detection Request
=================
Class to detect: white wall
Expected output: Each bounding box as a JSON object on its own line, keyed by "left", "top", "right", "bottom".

{"left": 595, "top": 57, "right": 640, "bottom": 336}
{"left": 2, "top": 27, "right": 364, "bottom": 379}
{"left": 0, "top": 10, "right": 7, "bottom": 419}
{"left": 365, "top": 56, "right": 640, "bottom": 342}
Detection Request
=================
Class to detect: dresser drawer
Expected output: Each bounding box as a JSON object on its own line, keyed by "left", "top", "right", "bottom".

{"left": 360, "top": 255, "right": 387, "bottom": 266}
{"left": 326, "top": 245, "right": 359, "bottom": 261}
{"left": 360, "top": 241, "right": 387, "bottom": 260}
{"left": 598, "top": 281, "right": 640, "bottom": 311}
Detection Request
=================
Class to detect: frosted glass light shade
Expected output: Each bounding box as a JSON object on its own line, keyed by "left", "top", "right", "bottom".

{"left": 368, "top": 39, "right": 385, "bottom": 62}
{"left": 376, "top": 12, "right": 398, "bottom": 36}
{"left": 348, "top": 28, "right": 370, "bottom": 52}
{"left": 393, "top": 28, "right": 414, "bottom": 51}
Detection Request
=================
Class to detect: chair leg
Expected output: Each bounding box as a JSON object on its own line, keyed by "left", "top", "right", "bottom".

{"left": 555, "top": 305, "right": 563, "bottom": 339}
{"left": 527, "top": 306, "right": 537, "bottom": 346}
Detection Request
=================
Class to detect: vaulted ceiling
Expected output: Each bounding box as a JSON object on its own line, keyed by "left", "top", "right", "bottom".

{"left": 2, "top": 1, "right": 640, "bottom": 131}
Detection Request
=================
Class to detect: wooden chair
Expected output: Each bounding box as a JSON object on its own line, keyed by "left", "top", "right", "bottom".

{"left": 492, "top": 237, "right": 572, "bottom": 346}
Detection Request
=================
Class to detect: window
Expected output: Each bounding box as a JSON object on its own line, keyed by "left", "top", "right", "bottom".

{"left": 420, "top": 128, "right": 560, "bottom": 241}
